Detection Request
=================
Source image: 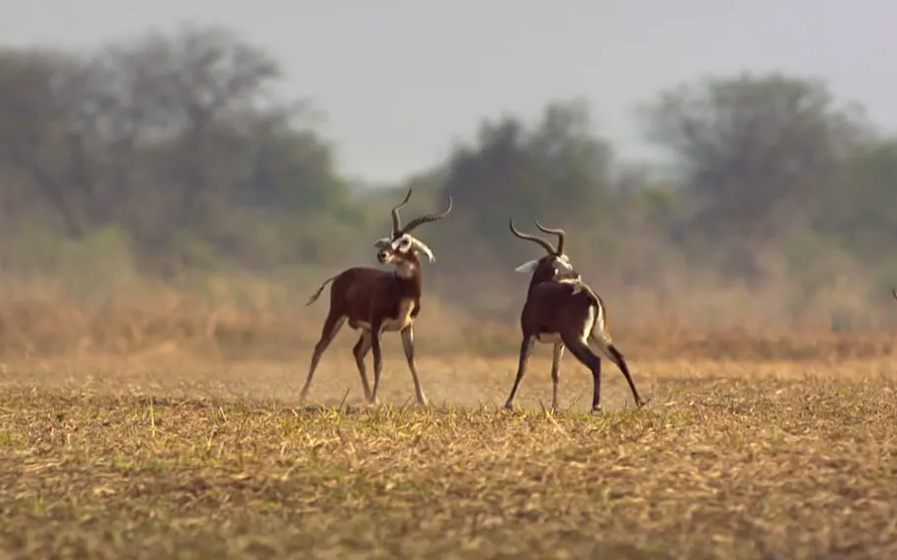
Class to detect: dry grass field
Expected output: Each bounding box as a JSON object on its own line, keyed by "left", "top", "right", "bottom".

{"left": 0, "top": 279, "right": 896, "bottom": 559}
{"left": 2, "top": 336, "right": 897, "bottom": 560}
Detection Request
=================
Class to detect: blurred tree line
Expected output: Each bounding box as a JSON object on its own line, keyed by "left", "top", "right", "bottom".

{"left": 1, "top": 23, "right": 896, "bottom": 325}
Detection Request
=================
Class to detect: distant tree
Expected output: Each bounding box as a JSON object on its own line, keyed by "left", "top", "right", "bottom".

{"left": 640, "top": 72, "right": 872, "bottom": 282}
{"left": 426, "top": 99, "right": 620, "bottom": 313}
{"left": 0, "top": 48, "right": 95, "bottom": 236}
{"left": 439, "top": 99, "right": 614, "bottom": 263}
{"left": 0, "top": 24, "right": 350, "bottom": 272}
{"left": 815, "top": 138, "right": 897, "bottom": 262}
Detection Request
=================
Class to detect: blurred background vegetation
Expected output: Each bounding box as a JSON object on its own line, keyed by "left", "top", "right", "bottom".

{"left": 1, "top": 23, "right": 897, "bottom": 359}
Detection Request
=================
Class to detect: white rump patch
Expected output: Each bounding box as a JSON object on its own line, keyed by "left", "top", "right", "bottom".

{"left": 582, "top": 305, "right": 596, "bottom": 344}
{"left": 514, "top": 259, "right": 540, "bottom": 274}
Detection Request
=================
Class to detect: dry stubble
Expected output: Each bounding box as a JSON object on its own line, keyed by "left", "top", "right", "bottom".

{"left": 1, "top": 351, "right": 896, "bottom": 559}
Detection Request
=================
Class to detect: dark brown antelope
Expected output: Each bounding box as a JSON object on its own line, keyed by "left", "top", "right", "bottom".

{"left": 503, "top": 219, "right": 646, "bottom": 413}
{"left": 301, "top": 189, "right": 452, "bottom": 406}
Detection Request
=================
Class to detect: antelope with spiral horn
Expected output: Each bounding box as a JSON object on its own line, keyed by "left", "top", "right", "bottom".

{"left": 503, "top": 219, "right": 646, "bottom": 413}
{"left": 301, "top": 189, "right": 452, "bottom": 406}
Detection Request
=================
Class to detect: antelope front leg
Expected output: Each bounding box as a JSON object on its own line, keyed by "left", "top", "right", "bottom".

{"left": 401, "top": 326, "right": 429, "bottom": 406}
{"left": 549, "top": 342, "right": 565, "bottom": 412}
{"left": 369, "top": 326, "right": 384, "bottom": 405}
{"left": 352, "top": 331, "right": 373, "bottom": 402}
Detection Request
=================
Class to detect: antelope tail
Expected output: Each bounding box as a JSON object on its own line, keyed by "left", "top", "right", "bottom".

{"left": 565, "top": 277, "right": 620, "bottom": 361}
{"left": 588, "top": 325, "right": 629, "bottom": 372}
{"left": 306, "top": 275, "right": 339, "bottom": 306}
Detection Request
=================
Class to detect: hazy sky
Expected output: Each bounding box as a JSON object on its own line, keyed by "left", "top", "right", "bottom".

{"left": 2, "top": 0, "right": 894, "bottom": 183}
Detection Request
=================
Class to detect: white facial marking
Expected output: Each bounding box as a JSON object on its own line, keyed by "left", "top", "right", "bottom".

{"left": 394, "top": 234, "right": 413, "bottom": 252}
{"left": 373, "top": 233, "right": 436, "bottom": 264}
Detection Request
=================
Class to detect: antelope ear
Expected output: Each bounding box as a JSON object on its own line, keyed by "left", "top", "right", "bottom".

{"left": 514, "top": 259, "right": 540, "bottom": 274}
{"left": 411, "top": 238, "right": 435, "bottom": 263}
{"left": 373, "top": 237, "right": 391, "bottom": 249}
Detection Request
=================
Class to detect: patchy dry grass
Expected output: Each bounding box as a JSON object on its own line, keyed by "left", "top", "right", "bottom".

{"left": 1, "top": 355, "right": 897, "bottom": 559}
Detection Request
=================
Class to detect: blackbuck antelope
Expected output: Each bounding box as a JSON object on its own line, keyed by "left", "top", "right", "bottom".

{"left": 301, "top": 189, "right": 452, "bottom": 406}
{"left": 503, "top": 219, "right": 646, "bottom": 413}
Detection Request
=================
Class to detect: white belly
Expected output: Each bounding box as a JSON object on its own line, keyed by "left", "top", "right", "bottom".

{"left": 380, "top": 298, "right": 417, "bottom": 333}
{"left": 349, "top": 299, "right": 417, "bottom": 333}
{"left": 535, "top": 332, "right": 562, "bottom": 344}
{"left": 534, "top": 307, "right": 597, "bottom": 345}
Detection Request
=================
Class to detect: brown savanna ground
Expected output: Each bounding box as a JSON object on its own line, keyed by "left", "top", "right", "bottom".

{"left": 1, "top": 289, "right": 897, "bottom": 559}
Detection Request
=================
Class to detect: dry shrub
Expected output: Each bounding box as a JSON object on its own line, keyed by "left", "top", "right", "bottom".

{"left": 0, "top": 268, "right": 895, "bottom": 364}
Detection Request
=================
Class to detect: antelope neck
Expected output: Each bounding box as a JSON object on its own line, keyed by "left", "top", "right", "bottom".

{"left": 527, "top": 268, "right": 556, "bottom": 296}
{"left": 392, "top": 265, "right": 423, "bottom": 299}
{"left": 393, "top": 258, "right": 421, "bottom": 281}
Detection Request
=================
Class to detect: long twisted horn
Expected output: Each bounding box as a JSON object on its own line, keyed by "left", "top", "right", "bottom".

{"left": 509, "top": 219, "right": 556, "bottom": 254}
{"left": 401, "top": 196, "right": 453, "bottom": 233}
{"left": 391, "top": 189, "right": 413, "bottom": 233}
{"left": 534, "top": 220, "right": 566, "bottom": 255}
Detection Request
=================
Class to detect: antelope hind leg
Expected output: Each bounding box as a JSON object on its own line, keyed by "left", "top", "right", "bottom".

{"left": 300, "top": 315, "right": 346, "bottom": 405}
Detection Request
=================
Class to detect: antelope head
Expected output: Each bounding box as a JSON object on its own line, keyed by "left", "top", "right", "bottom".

{"left": 374, "top": 189, "right": 453, "bottom": 271}
{"left": 509, "top": 219, "right": 576, "bottom": 283}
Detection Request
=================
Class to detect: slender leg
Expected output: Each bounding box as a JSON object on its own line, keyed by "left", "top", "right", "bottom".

{"left": 607, "top": 344, "right": 646, "bottom": 408}
{"left": 590, "top": 333, "right": 646, "bottom": 408}
{"left": 299, "top": 314, "right": 346, "bottom": 404}
{"left": 352, "top": 331, "right": 373, "bottom": 401}
{"left": 369, "top": 325, "right": 384, "bottom": 404}
{"left": 401, "top": 326, "right": 429, "bottom": 406}
{"left": 563, "top": 334, "right": 603, "bottom": 413}
{"left": 549, "top": 342, "right": 565, "bottom": 412}
{"left": 504, "top": 335, "right": 535, "bottom": 409}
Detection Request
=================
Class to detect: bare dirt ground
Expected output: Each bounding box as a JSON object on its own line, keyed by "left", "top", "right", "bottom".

{"left": 2, "top": 350, "right": 896, "bottom": 559}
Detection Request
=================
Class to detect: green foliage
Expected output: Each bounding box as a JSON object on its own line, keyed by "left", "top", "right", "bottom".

{"left": 2, "top": 26, "right": 897, "bottom": 327}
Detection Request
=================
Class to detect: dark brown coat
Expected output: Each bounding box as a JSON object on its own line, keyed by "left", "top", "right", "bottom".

{"left": 300, "top": 190, "right": 451, "bottom": 406}
{"left": 503, "top": 219, "right": 645, "bottom": 412}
